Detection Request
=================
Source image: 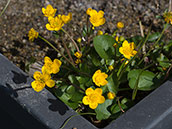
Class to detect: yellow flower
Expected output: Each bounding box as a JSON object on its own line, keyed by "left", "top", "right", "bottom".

{"left": 42, "top": 4, "right": 57, "bottom": 17}
{"left": 117, "top": 22, "right": 124, "bottom": 29}
{"left": 86, "top": 8, "right": 105, "bottom": 27}
{"left": 77, "top": 37, "right": 82, "bottom": 43}
{"left": 97, "top": 30, "right": 103, "bottom": 35}
{"left": 74, "top": 52, "right": 82, "bottom": 58}
{"left": 119, "top": 40, "right": 137, "bottom": 59}
{"left": 107, "top": 92, "right": 116, "bottom": 100}
{"left": 113, "top": 43, "right": 117, "bottom": 48}
{"left": 82, "top": 88, "right": 105, "bottom": 109}
{"left": 115, "top": 36, "right": 119, "bottom": 42}
{"left": 46, "top": 16, "right": 64, "bottom": 31}
{"left": 42, "top": 56, "right": 62, "bottom": 74}
{"left": 31, "top": 71, "right": 55, "bottom": 92}
{"left": 75, "top": 59, "right": 81, "bottom": 64}
{"left": 28, "top": 28, "right": 39, "bottom": 41}
{"left": 92, "top": 70, "right": 108, "bottom": 87}
{"left": 61, "top": 12, "right": 72, "bottom": 24}
{"left": 86, "top": 8, "right": 92, "bottom": 15}
{"left": 108, "top": 65, "right": 114, "bottom": 71}
{"left": 163, "top": 12, "right": 172, "bottom": 24}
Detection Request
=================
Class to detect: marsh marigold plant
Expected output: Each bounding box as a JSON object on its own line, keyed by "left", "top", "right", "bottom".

{"left": 28, "top": 3, "right": 172, "bottom": 127}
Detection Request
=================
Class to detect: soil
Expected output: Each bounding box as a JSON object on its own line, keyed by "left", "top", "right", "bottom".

{"left": 0, "top": 0, "right": 171, "bottom": 71}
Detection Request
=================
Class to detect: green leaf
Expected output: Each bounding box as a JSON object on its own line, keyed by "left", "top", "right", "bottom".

{"left": 106, "top": 72, "right": 119, "bottom": 94}
{"left": 93, "top": 35, "right": 115, "bottom": 59}
{"left": 70, "top": 91, "right": 84, "bottom": 102}
{"left": 95, "top": 99, "right": 113, "bottom": 120}
{"left": 157, "top": 53, "right": 171, "bottom": 68}
{"left": 148, "top": 32, "right": 160, "bottom": 42}
{"left": 66, "top": 85, "right": 75, "bottom": 94}
{"left": 54, "top": 88, "right": 78, "bottom": 109}
{"left": 128, "top": 69, "right": 159, "bottom": 91}
{"left": 89, "top": 48, "right": 101, "bottom": 66}
{"left": 68, "top": 75, "right": 80, "bottom": 85}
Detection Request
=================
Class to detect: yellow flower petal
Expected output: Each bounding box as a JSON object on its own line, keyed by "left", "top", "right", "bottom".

{"left": 98, "top": 10, "right": 104, "bottom": 17}
{"left": 85, "top": 88, "right": 94, "bottom": 95}
{"left": 82, "top": 96, "right": 89, "bottom": 105}
{"left": 31, "top": 81, "right": 45, "bottom": 92}
{"left": 43, "top": 73, "right": 51, "bottom": 81}
{"left": 94, "top": 88, "right": 103, "bottom": 95}
{"left": 99, "top": 96, "right": 105, "bottom": 103}
{"left": 89, "top": 9, "right": 97, "bottom": 17}
{"left": 45, "top": 79, "right": 55, "bottom": 88}
{"left": 62, "top": 12, "right": 72, "bottom": 24}
{"left": 122, "top": 40, "right": 129, "bottom": 47}
{"left": 46, "top": 24, "right": 54, "bottom": 31}
{"left": 89, "top": 103, "right": 98, "bottom": 109}
{"left": 44, "top": 56, "right": 52, "bottom": 64}
{"left": 86, "top": 8, "right": 92, "bottom": 15}
{"left": 33, "top": 71, "right": 42, "bottom": 80}
{"left": 130, "top": 42, "right": 136, "bottom": 49}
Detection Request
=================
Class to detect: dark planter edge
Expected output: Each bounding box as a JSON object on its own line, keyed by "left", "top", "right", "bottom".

{"left": 0, "top": 53, "right": 172, "bottom": 129}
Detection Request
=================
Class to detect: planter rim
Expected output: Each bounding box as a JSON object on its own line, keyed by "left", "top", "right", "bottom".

{"left": 0, "top": 53, "right": 172, "bottom": 129}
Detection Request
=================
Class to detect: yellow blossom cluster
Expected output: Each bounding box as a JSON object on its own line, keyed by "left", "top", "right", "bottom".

{"left": 42, "top": 5, "right": 72, "bottom": 31}
{"left": 28, "top": 28, "right": 39, "bottom": 41}
{"left": 74, "top": 52, "right": 82, "bottom": 64}
{"left": 163, "top": 12, "right": 172, "bottom": 24}
{"left": 82, "top": 69, "right": 111, "bottom": 109}
{"left": 31, "top": 56, "right": 62, "bottom": 92}
{"left": 86, "top": 8, "right": 105, "bottom": 28}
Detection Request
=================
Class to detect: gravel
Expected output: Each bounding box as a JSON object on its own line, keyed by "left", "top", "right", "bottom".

{"left": 0, "top": 0, "right": 171, "bottom": 71}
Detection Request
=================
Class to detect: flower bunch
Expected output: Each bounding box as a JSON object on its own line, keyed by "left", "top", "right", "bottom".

{"left": 31, "top": 56, "right": 61, "bottom": 92}
{"left": 28, "top": 4, "right": 172, "bottom": 127}
{"left": 42, "top": 5, "right": 72, "bottom": 31}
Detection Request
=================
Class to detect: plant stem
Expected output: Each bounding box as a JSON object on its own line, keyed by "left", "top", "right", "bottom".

{"left": 61, "top": 40, "right": 75, "bottom": 66}
{"left": 117, "top": 97, "right": 125, "bottom": 113}
{"left": 61, "top": 28, "right": 80, "bottom": 53}
{"left": 60, "top": 112, "right": 96, "bottom": 129}
{"left": 132, "top": 63, "right": 155, "bottom": 100}
{"left": 0, "top": 0, "right": 10, "bottom": 17}
{"left": 138, "top": 23, "right": 168, "bottom": 65}
{"left": 38, "top": 35, "right": 75, "bottom": 67}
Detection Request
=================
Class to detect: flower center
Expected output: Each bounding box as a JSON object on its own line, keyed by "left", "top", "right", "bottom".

{"left": 89, "top": 93, "right": 98, "bottom": 103}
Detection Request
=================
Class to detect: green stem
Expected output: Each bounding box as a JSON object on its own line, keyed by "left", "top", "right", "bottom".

{"left": 117, "top": 97, "right": 125, "bottom": 113}
{"left": 60, "top": 112, "right": 96, "bottom": 129}
{"left": 61, "top": 40, "right": 75, "bottom": 66}
{"left": 117, "top": 59, "right": 126, "bottom": 79}
{"left": 0, "top": 0, "right": 10, "bottom": 17}
{"left": 61, "top": 28, "right": 80, "bottom": 53}
{"left": 138, "top": 23, "right": 168, "bottom": 65}
{"left": 132, "top": 63, "right": 155, "bottom": 100}
{"left": 38, "top": 35, "right": 75, "bottom": 67}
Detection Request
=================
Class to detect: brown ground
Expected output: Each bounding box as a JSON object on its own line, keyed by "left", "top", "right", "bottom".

{"left": 0, "top": 0, "right": 171, "bottom": 71}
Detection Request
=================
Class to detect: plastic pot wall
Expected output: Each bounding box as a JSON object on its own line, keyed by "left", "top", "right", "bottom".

{"left": 0, "top": 53, "right": 172, "bottom": 129}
